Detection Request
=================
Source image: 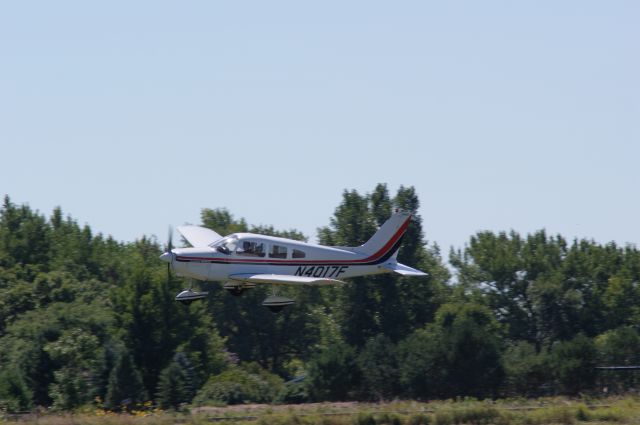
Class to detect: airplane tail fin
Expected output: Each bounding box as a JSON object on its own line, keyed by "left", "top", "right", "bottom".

{"left": 357, "top": 210, "right": 412, "bottom": 259}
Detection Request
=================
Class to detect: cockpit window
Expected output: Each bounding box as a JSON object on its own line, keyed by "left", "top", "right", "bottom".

{"left": 213, "top": 236, "right": 238, "bottom": 255}
{"left": 292, "top": 249, "right": 306, "bottom": 259}
{"left": 269, "top": 244, "right": 288, "bottom": 259}
{"left": 237, "top": 241, "right": 266, "bottom": 257}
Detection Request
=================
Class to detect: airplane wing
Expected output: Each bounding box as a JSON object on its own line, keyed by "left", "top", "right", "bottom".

{"left": 229, "top": 273, "right": 345, "bottom": 286}
{"left": 383, "top": 262, "right": 428, "bottom": 276}
{"left": 176, "top": 225, "right": 223, "bottom": 247}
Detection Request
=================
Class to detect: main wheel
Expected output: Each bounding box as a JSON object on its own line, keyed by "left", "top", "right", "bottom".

{"left": 226, "top": 287, "right": 245, "bottom": 296}
{"left": 267, "top": 305, "right": 285, "bottom": 313}
{"left": 262, "top": 295, "right": 295, "bottom": 313}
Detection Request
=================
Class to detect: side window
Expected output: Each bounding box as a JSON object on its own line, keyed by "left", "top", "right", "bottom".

{"left": 292, "top": 249, "right": 306, "bottom": 259}
{"left": 237, "top": 241, "right": 266, "bottom": 257}
{"left": 269, "top": 244, "right": 288, "bottom": 259}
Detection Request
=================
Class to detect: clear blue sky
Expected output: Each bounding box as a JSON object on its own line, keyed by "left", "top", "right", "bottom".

{"left": 1, "top": 1, "right": 638, "bottom": 253}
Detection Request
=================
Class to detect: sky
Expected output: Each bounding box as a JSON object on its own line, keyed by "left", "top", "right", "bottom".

{"left": 1, "top": 1, "right": 638, "bottom": 255}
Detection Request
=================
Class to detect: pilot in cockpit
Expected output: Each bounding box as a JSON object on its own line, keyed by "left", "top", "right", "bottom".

{"left": 240, "top": 241, "right": 253, "bottom": 255}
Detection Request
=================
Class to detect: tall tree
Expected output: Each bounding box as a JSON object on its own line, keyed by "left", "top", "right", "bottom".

{"left": 155, "top": 352, "right": 196, "bottom": 410}
{"left": 319, "top": 185, "right": 449, "bottom": 345}
{"left": 318, "top": 189, "right": 379, "bottom": 346}
{"left": 105, "top": 350, "right": 147, "bottom": 411}
{"left": 44, "top": 328, "right": 103, "bottom": 410}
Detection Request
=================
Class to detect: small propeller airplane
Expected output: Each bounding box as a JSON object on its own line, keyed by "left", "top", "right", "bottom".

{"left": 160, "top": 210, "right": 427, "bottom": 312}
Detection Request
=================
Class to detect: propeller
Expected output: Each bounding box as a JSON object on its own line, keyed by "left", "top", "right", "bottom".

{"left": 160, "top": 226, "right": 174, "bottom": 280}
{"left": 160, "top": 226, "right": 210, "bottom": 305}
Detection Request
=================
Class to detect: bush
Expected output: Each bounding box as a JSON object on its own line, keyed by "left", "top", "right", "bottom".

{"left": 407, "top": 413, "right": 431, "bottom": 425}
{"left": 502, "top": 342, "right": 551, "bottom": 397}
{"left": 526, "top": 405, "right": 576, "bottom": 425}
{"left": 0, "top": 368, "right": 32, "bottom": 412}
{"left": 357, "top": 335, "right": 399, "bottom": 400}
{"left": 307, "top": 342, "right": 360, "bottom": 401}
{"left": 275, "top": 377, "right": 309, "bottom": 404}
{"left": 193, "top": 364, "right": 284, "bottom": 405}
{"left": 549, "top": 334, "right": 597, "bottom": 394}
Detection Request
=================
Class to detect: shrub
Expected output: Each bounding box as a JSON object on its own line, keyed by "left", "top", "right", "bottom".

{"left": 275, "top": 377, "right": 309, "bottom": 404}
{"left": 407, "top": 413, "right": 431, "bottom": 425}
{"left": 193, "top": 364, "right": 283, "bottom": 405}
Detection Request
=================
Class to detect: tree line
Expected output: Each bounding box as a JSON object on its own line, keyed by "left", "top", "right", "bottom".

{"left": 0, "top": 185, "right": 639, "bottom": 411}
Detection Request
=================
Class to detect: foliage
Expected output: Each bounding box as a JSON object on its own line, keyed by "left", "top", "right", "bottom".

{"left": 155, "top": 352, "right": 196, "bottom": 410}
{"left": 595, "top": 326, "right": 640, "bottom": 391}
{"left": 105, "top": 350, "right": 148, "bottom": 411}
{"left": 2, "top": 186, "right": 640, "bottom": 410}
{"left": 307, "top": 342, "right": 360, "bottom": 401}
{"left": 45, "top": 328, "right": 103, "bottom": 410}
{"left": 275, "top": 377, "right": 309, "bottom": 404}
{"left": 502, "top": 341, "right": 550, "bottom": 397}
{"left": 192, "top": 364, "right": 284, "bottom": 405}
{"left": 357, "top": 334, "right": 399, "bottom": 400}
{"left": 549, "top": 333, "right": 598, "bottom": 394}
{"left": 398, "top": 302, "right": 504, "bottom": 399}
{"left": 0, "top": 368, "right": 32, "bottom": 412}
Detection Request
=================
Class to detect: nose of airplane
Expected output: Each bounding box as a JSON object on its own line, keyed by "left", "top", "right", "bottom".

{"left": 159, "top": 252, "right": 173, "bottom": 263}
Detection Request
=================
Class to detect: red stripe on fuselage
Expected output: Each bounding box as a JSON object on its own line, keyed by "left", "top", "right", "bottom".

{"left": 176, "top": 214, "right": 411, "bottom": 265}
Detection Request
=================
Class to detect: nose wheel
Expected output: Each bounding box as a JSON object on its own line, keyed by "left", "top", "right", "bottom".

{"left": 175, "top": 280, "right": 208, "bottom": 305}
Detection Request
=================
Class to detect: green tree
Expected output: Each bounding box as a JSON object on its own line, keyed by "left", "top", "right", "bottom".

{"left": 156, "top": 353, "right": 194, "bottom": 410}
{"left": 549, "top": 333, "right": 597, "bottom": 394}
{"left": 595, "top": 327, "right": 640, "bottom": 391}
{"left": 397, "top": 326, "right": 446, "bottom": 399}
{"left": 44, "top": 328, "right": 103, "bottom": 410}
{"left": 602, "top": 274, "right": 640, "bottom": 329}
{"left": 0, "top": 300, "right": 114, "bottom": 406}
{"left": 435, "top": 303, "right": 504, "bottom": 398}
{"left": 112, "top": 237, "right": 227, "bottom": 397}
{"left": 0, "top": 195, "right": 51, "bottom": 268}
{"left": 318, "top": 189, "right": 379, "bottom": 347}
{"left": 318, "top": 185, "right": 449, "bottom": 347}
{"left": 193, "top": 364, "right": 283, "bottom": 405}
{"left": 0, "top": 368, "right": 32, "bottom": 412}
{"left": 357, "top": 334, "right": 399, "bottom": 400}
{"left": 105, "top": 350, "right": 147, "bottom": 411}
{"left": 392, "top": 186, "right": 450, "bottom": 334}
{"left": 307, "top": 342, "right": 360, "bottom": 401}
{"left": 399, "top": 302, "right": 504, "bottom": 399}
{"left": 200, "top": 208, "right": 248, "bottom": 236}
{"left": 502, "top": 341, "right": 551, "bottom": 396}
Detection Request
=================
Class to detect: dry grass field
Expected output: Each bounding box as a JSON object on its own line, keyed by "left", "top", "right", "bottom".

{"left": 3, "top": 397, "right": 640, "bottom": 425}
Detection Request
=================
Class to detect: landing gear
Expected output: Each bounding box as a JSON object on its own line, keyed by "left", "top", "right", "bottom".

{"left": 230, "top": 287, "right": 245, "bottom": 297}
{"left": 175, "top": 289, "right": 209, "bottom": 305}
{"left": 262, "top": 286, "right": 294, "bottom": 313}
{"left": 175, "top": 280, "right": 208, "bottom": 305}
{"left": 223, "top": 282, "right": 255, "bottom": 297}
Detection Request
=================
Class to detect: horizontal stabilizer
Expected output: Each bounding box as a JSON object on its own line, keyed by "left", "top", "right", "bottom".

{"left": 383, "top": 262, "right": 428, "bottom": 276}
{"left": 176, "top": 225, "right": 222, "bottom": 247}
{"left": 229, "top": 273, "right": 345, "bottom": 286}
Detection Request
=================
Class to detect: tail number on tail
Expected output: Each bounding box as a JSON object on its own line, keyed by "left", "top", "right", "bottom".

{"left": 294, "top": 265, "right": 348, "bottom": 278}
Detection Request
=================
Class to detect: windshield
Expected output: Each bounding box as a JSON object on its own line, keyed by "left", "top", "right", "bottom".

{"left": 212, "top": 235, "right": 238, "bottom": 255}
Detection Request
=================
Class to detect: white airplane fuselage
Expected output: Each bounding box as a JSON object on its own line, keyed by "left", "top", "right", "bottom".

{"left": 161, "top": 211, "right": 427, "bottom": 292}
{"left": 171, "top": 239, "right": 394, "bottom": 284}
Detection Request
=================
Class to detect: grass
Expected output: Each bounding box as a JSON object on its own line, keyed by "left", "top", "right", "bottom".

{"left": 2, "top": 396, "right": 640, "bottom": 425}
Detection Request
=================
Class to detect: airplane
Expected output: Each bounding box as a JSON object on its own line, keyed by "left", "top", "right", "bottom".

{"left": 160, "top": 210, "right": 427, "bottom": 312}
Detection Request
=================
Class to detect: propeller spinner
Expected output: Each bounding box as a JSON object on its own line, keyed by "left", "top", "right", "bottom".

{"left": 160, "top": 226, "right": 208, "bottom": 305}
